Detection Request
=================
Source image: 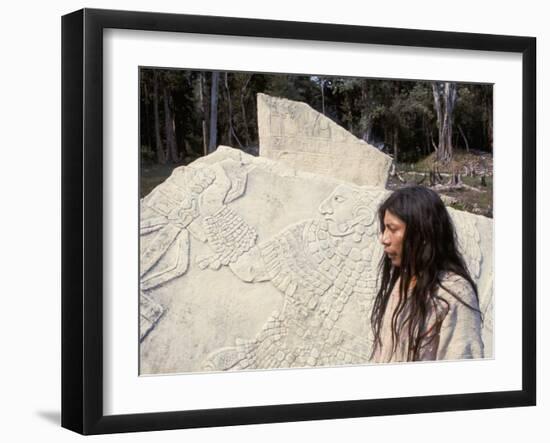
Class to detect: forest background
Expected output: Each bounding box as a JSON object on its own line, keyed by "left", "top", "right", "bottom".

{"left": 140, "top": 69, "right": 493, "bottom": 216}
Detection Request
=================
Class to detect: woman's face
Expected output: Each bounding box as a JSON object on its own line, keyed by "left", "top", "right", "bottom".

{"left": 380, "top": 210, "right": 406, "bottom": 267}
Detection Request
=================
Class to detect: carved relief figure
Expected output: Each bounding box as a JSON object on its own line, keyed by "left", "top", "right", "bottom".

{"left": 139, "top": 159, "right": 250, "bottom": 340}
{"left": 195, "top": 173, "right": 388, "bottom": 370}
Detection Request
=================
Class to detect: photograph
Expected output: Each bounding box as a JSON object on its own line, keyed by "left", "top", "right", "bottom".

{"left": 138, "top": 69, "right": 494, "bottom": 375}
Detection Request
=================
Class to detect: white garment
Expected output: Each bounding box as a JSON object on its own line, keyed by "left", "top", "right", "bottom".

{"left": 373, "top": 272, "right": 484, "bottom": 363}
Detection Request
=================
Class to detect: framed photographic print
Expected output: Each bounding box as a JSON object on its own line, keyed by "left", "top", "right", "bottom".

{"left": 61, "top": 8, "right": 536, "bottom": 435}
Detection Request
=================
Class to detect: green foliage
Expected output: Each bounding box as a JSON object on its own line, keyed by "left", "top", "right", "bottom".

{"left": 140, "top": 68, "right": 493, "bottom": 165}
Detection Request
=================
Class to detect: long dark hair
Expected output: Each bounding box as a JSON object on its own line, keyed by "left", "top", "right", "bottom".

{"left": 371, "top": 185, "right": 480, "bottom": 361}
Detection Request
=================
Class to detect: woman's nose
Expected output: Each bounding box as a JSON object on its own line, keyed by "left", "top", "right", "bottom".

{"left": 380, "top": 231, "right": 390, "bottom": 245}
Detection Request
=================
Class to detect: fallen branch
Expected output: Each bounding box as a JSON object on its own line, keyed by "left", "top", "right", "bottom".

{"left": 395, "top": 172, "right": 406, "bottom": 183}
{"left": 432, "top": 183, "right": 484, "bottom": 193}
{"left": 415, "top": 173, "right": 427, "bottom": 185}
{"left": 461, "top": 183, "right": 484, "bottom": 193}
{"left": 390, "top": 163, "right": 407, "bottom": 183}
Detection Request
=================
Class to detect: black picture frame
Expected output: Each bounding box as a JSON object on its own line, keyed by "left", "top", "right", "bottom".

{"left": 61, "top": 8, "right": 536, "bottom": 435}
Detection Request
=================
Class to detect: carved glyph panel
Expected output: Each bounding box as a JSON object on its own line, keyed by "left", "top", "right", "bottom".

{"left": 257, "top": 93, "right": 392, "bottom": 188}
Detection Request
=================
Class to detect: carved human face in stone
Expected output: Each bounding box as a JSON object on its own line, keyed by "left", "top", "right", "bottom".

{"left": 319, "top": 185, "right": 360, "bottom": 236}
{"left": 380, "top": 210, "right": 406, "bottom": 267}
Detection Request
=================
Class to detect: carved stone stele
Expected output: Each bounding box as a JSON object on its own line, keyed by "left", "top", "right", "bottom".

{"left": 139, "top": 146, "right": 493, "bottom": 374}
{"left": 257, "top": 93, "right": 392, "bottom": 188}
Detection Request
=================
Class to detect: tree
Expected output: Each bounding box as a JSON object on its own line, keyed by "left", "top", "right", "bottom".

{"left": 197, "top": 72, "right": 208, "bottom": 155}
{"left": 444, "top": 83, "right": 494, "bottom": 155}
{"left": 162, "top": 82, "right": 181, "bottom": 163}
{"left": 139, "top": 72, "right": 153, "bottom": 156}
{"left": 238, "top": 73, "right": 253, "bottom": 148}
{"left": 223, "top": 72, "right": 244, "bottom": 148}
{"left": 432, "top": 82, "right": 457, "bottom": 164}
{"left": 208, "top": 71, "right": 219, "bottom": 153}
{"left": 153, "top": 70, "right": 166, "bottom": 164}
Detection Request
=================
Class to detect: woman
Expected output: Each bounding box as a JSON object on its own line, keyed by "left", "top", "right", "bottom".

{"left": 371, "top": 185, "right": 484, "bottom": 363}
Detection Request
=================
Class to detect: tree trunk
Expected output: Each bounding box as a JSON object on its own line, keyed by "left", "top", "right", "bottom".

{"left": 224, "top": 73, "right": 232, "bottom": 145}
{"left": 392, "top": 81, "right": 401, "bottom": 161}
{"left": 240, "top": 74, "right": 252, "bottom": 148}
{"left": 364, "top": 120, "right": 373, "bottom": 144}
{"left": 423, "top": 115, "right": 430, "bottom": 155}
{"left": 163, "top": 86, "right": 180, "bottom": 163}
{"left": 143, "top": 82, "right": 153, "bottom": 153}
{"left": 383, "top": 123, "right": 389, "bottom": 149}
{"left": 486, "top": 94, "right": 493, "bottom": 152}
{"left": 199, "top": 73, "right": 208, "bottom": 156}
{"left": 458, "top": 125, "right": 470, "bottom": 152}
{"left": 393, "top": 126, "right": 399, "bottom": 162}
{"left": 360, "top": 79, "right": 369, "bottom": 141}
{"left": 208, "top": 71, "right": 219, "bottom": 153}
{"left": 223, "top": 73, "right": 243, "bottom": 148}
{"left": 432, "top": 82, "right": 457, "bottom": 164}
{"left": 153, "top": 71, "right": 166, "bottom": 164}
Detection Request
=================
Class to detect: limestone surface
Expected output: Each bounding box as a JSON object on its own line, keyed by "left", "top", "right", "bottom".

{"left": 139, "top": 146, "right": 493, "bottom": 374}
{"left": 257, "top": 93, "right": 392, "bottom": 188}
